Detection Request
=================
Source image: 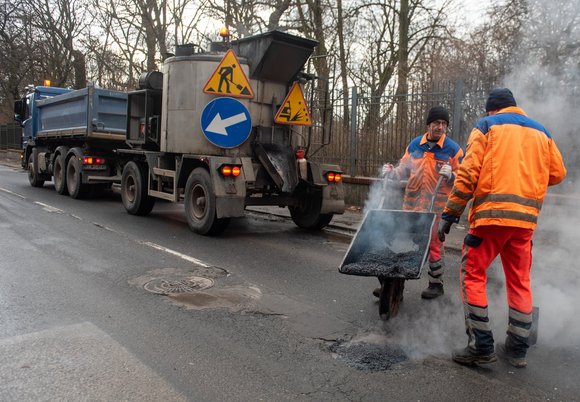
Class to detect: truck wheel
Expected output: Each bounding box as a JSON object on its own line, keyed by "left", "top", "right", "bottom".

{"left": 289, "top": 193, "right": 333, "bottom": 230}
{"left": 185, "top": 168, "right": 230, "bottom": 235}
{"left": 121, "top": 161, "right": 155, "bottom": 216}
{"left": 66, "top": 156, "right": 88, "bottom": 199}
{"left": 53, "top": 154, "right": 68, "bottom": 195}
{"left": 27, "top": 153, "right": 45, "bottom": 188}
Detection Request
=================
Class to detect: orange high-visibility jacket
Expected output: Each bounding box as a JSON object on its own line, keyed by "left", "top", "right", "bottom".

{"left": 393, "top": 133, "right": 463, "bottom": 213}
{"left": 442, "top": 106, "right": 567, "bottom": 230}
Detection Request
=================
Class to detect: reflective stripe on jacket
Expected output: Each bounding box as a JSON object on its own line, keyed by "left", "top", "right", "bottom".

{"left": 393, "top": 133, "right": 463, "bottom": 213}
{"left": 443, "top": 106, "right": 567, "bottom": 230}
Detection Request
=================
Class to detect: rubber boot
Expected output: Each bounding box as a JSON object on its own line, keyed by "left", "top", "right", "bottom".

{"left": 421, "top": 283, "right": 443, "bottom": 299}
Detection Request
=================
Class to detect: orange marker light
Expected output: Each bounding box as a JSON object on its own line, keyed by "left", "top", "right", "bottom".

{"left": 232, "top": 166, "right": 241, "bottom": 177}
{"left": 219, "top": 26, "right": 230, "bottom": 38}
{"left": 327, "top": 172, "right": 335, "bottom": 182}
{"left": 221, "top": 166, "right": 232, "bottom": 176}
{"left": 334, "top": 173, "right": 342, "bottom": 182}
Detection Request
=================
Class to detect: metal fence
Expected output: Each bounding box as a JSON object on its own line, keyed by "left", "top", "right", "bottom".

{"left": 307, "top": 79, "right": 491, "bottom": 177}
{"left": 0, "top": 123, "right": 22, "bottom": 150}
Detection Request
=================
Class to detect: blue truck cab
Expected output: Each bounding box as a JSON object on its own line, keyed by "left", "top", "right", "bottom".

{"left": 14, "top": 86, "right": 73, "bottom": 150}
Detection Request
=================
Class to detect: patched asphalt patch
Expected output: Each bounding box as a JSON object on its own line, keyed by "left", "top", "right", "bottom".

{"left": 329, "top": 340, "right": 407, "bottom": 371}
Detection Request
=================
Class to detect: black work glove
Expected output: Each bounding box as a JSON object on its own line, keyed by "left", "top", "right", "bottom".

{"left": 438, "top": 219, "right": 453, "bottom": 242}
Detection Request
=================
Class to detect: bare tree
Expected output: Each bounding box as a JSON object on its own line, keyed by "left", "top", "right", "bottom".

{"left": 24, "top": 0, "right": 89, "bottom": 88}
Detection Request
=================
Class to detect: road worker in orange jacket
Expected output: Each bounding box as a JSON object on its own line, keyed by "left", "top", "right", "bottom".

{"left": 377, "top": 106, "right": 463, "bottom": 299}
{"left": 438, "top": 88, "right": 567, "bottom": 368}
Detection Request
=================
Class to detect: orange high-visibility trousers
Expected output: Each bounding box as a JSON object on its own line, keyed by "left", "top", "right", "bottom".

{"left": 460, "top": 225, "right": 534, "bottom": 355}
{"left": 461, "top": 225, "right": 534, "bottom": 314}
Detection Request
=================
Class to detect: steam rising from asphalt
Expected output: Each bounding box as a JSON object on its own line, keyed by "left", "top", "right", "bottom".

{"left": 503, "top": 0, "right": 580, "bottom": 347}
{"left": 358, "top": 0, "right": 580, "bottom": 355}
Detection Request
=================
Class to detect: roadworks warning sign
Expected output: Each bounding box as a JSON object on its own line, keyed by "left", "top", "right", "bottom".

{"left": 203, "top": 50, "right": 254, "bottom": 98}
{"left": 274, "top": 82, "right": 311, "bottom": 126}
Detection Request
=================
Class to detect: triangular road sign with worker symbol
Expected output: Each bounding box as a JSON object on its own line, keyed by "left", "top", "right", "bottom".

{"left": 203, "top": 50, "right": 254, "bottom": 98}
{"left": 274, "top": 82, "right": 311, "bottom": 126}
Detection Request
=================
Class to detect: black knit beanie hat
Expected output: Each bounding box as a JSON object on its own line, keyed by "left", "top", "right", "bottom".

{"left": 485, "top": 88, "right": 517, "bottom": 112}
{"left": 426, "top": 106, "right": 450, "bottom": 125}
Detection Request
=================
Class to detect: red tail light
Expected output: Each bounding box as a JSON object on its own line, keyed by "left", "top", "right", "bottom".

{"left": 83, "top": 157, "right": 106, "bottom": 165}
{"left": 219, "top": 164, "right": 242, "bottom": 177}
{"left": 326, "top": 171, "right": 342, "bottom": 183}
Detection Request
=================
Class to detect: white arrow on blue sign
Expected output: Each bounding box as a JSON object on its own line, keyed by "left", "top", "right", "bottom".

{"left": 200, "top": 97, "right": 252, "bottom": 148}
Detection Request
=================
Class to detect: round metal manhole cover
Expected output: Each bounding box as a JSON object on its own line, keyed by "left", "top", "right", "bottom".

{"left": 143, "top": 277, "right": 214, "bottom": 295}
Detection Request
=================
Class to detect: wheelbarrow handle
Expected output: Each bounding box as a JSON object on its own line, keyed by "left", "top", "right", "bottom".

{"left": 429, "top": 175, "right": 445, "bottom": 213}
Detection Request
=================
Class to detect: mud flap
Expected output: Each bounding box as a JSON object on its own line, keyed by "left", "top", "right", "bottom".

{"left": 320, "top": 182, "right": 345, "bottom": 214}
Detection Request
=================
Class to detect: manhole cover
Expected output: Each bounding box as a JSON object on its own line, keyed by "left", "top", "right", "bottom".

{"left": 144, "top": 277, "right": 214, "bottom": 295}
{"left": 330, "top": 341, "right": 407, "bottom": 371}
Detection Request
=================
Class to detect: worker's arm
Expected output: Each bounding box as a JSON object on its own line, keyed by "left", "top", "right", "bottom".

{"left": 442, "top": 127, "right": 486, "bottom": 223}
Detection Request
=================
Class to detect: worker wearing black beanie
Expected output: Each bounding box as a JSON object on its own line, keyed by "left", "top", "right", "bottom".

{"left": 426, "top": 106, "right": 450, "bottom": 126}
{"left": 377, "top": 105, "right": 463, "bottom": 301}
{"left": 439, "top": 87, "right": 567, "bottom": 369}
{"left": 485, "top": 88, "right": 517, "bottom": 113}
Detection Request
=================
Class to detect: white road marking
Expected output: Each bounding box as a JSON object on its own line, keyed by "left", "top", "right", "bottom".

{"left": 33, "top": 201, "right": 64, "bottom": 213}
{"left": 0, "top": 187, "right": 25, "bottom": 199}
{"left": 140, "top": 241, "right": 211, "bottom": 267}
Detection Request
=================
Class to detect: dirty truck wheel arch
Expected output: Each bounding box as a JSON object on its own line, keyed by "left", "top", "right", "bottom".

{"left": 184, "top": 167, "right": 230, "bottom": 235}
{"left": 289, "top": 186, "right": 333, "bottom": 230}
{"left": 121, "top": 161, "right": 155, "bottom": 216}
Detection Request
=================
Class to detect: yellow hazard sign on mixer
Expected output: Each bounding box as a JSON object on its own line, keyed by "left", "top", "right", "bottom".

{"left": 274, "top": 82, "right": 311, "bottom": 126}
{"left": 203, "top": 50, "right": 254, "bottom": 98}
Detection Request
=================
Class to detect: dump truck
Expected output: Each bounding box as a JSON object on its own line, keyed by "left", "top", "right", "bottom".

{"left": 13, "top": 31, "right": 346, "bottom": 235}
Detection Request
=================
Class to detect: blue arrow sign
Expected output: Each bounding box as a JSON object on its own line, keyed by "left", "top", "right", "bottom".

{"left": 200, "top": 97, "right": 252, "bottom": 148}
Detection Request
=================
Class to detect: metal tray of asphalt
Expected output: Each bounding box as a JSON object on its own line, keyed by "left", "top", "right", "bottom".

{"left": 339, "top": 209, "right": 435, "bottom": 279}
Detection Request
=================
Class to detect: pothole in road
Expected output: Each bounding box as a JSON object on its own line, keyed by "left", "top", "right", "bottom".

{"left": 329, "top": 338, "right": 407, "bottom": 371}
{"left": 167, "top": 286, "right": 262, "bottom": 312}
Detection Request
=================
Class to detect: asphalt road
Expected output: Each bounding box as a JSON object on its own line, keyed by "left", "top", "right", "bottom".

{"left": 0, "top": 163, "right": 579, "bottom": 401}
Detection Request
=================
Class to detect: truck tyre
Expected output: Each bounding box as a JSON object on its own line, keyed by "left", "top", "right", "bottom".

{"left": 53, "top": 154, "right": 68, "bottom": 195}
{"left": 27, "top": 153, "right": 45, "bottom": 188}
{"left": 66, "top": 156, "right": 89, "bottom": 199}
{"left": 289, "top": 193, "right": 333, "bottom": 230}
{"left": 121, "top": 161, "right": 155, "bottom": 215}
{"left": 185, "top": 168, "right": 230, "bottom": 235}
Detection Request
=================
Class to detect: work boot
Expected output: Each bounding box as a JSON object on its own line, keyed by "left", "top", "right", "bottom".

{"left": 452, "top": 347, "right": 497, "bottom": 366}
{"left": 421, "top": 283, "right": 443, "bottom": 299}
{"left": 497, "top": 343, "right": 527, "bottom": 368}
